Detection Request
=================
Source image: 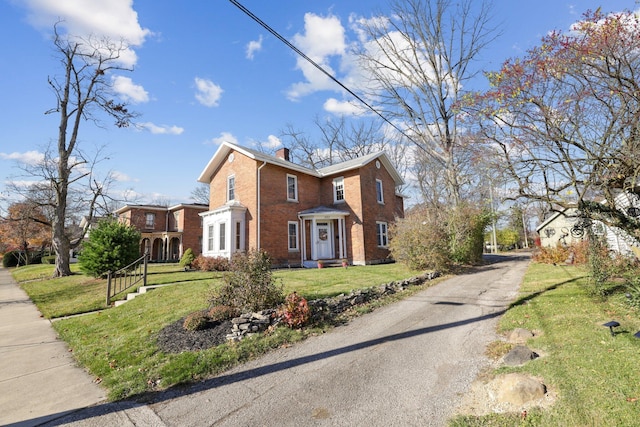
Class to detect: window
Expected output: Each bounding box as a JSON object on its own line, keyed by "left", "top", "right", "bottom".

{"left": 207, "top": 225, "right": 214, "bottom": 251}
{"left": 287, "top": 174, "right": 298, "bottom": 201}
{"left": 235, "top": 221, "right": 242, "bottom": 251}
{"left": 333, "top": 177, "right": 344, "bottom": 203}
{"left": 227, "top": 175, "right": 235, "bottom": 201}
{"left": 376, "top": 179, "right": 384, "bottom": 204}
{"left": 145, "top": 213, "right": 155, "bottom": 228}
{"left": 219, "top": 223, "right": 226, "bottom": 251}
{"left": 376, "top": 222, "right": 388, "bottom": 247}
{"left": 288, "top": 221, "right": 299, "bottom": 251}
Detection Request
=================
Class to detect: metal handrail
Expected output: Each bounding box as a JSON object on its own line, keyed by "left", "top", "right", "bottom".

{"left": 106, "top": 253, "right": 148, "bottom": 305}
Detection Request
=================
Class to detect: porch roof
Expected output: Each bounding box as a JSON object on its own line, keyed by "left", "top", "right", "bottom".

{"left": 298, "top": 206, "right": 350, "bottom": 218}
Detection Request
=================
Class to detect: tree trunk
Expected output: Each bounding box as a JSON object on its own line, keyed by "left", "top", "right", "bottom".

{"left": 52, "top": 216, "right": 72, "bottom": 277}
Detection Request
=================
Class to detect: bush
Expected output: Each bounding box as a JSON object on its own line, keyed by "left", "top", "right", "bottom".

{"left": 192, "top": 255, "right": 230, "bottom": 272}
{"left": 278, "top": 292, "right": 310, "bottom": 328}
{"left": 179, "top": 248, "right": 195, "bottom": 268}
{"left": 209, "top": 249, "right": 284, "bottom": 312}
{"left": 389, "top": 204, "right": 490, "bottom": 272}
{"left": 207, "top": 305, "right": 239, "bottom": 322}
{"left": 78, "top": 219, "right": 141, "bottom": 277}
{"left": 41, "top": 255, "right": 56, "bottom": 265}
{"left": 2, "top": 251, "right": 21, "bottom": 268}
{"left": 532, "top": 240, "right": 589, "bottom": 265}
{"left": 183, "top": 311, "right": 209, "bottom": 331}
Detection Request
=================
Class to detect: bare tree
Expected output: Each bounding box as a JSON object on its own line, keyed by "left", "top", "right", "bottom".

{"left": 354, "top": 0, "right": 498, "bottom": 206}
{"left": 190, "top": 183, "right": 210, "bottom": 205}
{"left": 8, "top": 24, "right": 137, "bottom": 277}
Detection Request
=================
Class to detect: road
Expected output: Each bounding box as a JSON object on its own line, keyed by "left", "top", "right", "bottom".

{"left": 46, "top": 253, "right": 530, "bottom": 427}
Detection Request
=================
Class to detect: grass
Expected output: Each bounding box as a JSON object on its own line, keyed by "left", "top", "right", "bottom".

{"left": 450, "top": 262, "right": 640, "bottom": 427}
{"left": 15, "top": 262, "right": 418, "bottom": 319}
{"left": 12, "top": 261, "right": 424, "bottom": 400}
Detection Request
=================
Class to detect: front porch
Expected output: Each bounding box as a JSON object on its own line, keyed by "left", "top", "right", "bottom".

{"left": 298, "top": 206, "right": 350, "bottom": 268}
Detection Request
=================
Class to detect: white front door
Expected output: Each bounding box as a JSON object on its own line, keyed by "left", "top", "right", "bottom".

{"left": 315, "top": 222, "right": 333, "bottom": 259}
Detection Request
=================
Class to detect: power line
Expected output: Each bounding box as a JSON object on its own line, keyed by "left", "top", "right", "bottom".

{"left": 228, "top": 0, "right": 423, "bottom": 150}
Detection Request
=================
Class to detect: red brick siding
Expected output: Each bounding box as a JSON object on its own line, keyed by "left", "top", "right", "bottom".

{"left": 357, "top": 161, "right": 400, "bottom": 263}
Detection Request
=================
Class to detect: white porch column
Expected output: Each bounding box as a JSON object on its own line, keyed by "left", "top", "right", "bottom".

{"left": 338, "top": 218, "right": 344, "bottom": 259}
{"left": 299, "top": 218, "right": 305, "bottom": 265}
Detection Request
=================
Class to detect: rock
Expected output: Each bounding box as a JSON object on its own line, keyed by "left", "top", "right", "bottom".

{"left": 495, "top": 373, "right": 546, "bottom": 406}
{"left": 503, "top": 345, "right": 538, "bottom": 366}
{"left": 507, "top": 328, "right": 534, "bottom": 343}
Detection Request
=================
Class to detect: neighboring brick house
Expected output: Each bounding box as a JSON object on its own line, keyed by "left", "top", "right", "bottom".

{"left": 115, "top": 203, "right": 208, "bottom": 261}
{"left": 197, "top": 141, "right": 405, "bottom": 267}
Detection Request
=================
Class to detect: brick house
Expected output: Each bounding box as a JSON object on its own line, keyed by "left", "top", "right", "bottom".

{"left": 197, "top": 142, "right": 405, "bottom": 267}
{"left": 115, "top": 203, "right": 208, "bottom": 261}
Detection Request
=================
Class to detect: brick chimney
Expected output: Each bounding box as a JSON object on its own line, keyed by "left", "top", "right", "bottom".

{"left": 276, "top": 147, "right": 290, "bottom": 161}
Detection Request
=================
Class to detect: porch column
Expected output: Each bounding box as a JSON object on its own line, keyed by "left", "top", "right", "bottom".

{"left": 299, "top": 218, "right": 305, "bottom": 264}
{"left": 338, "top": 217, "right": 344, "bottom": 259}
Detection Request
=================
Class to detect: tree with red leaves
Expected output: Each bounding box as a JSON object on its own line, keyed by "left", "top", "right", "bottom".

{"left": 467, "top": 9, "right": 640, "bottom": 237}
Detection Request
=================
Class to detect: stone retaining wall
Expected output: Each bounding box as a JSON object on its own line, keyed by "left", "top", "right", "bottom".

{"left": 227, "top": 271, "right": 440, "bottom": 341}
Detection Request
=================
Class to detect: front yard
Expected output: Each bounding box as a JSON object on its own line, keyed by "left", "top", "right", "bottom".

{"left": 14, "top": 262, "right": 425, "bottom": 400}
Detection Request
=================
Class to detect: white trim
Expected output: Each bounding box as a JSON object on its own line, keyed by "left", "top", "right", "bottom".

{"left": 376, "top": 179, "right": 384, "bottom": 204}
{"left": 333, "top": 176, "right": 345, "bottom": 204}
{"left": 287, "top": 174, "right": 298, "bottom": 202}
{"left": 287, "top": 221, "right": 299, "bottom": 251}
{"left": 376, "top": 221, "right": 388, "bottom": 247}
{"left": 227, "top": 175, "right": 235, "bottom": 202}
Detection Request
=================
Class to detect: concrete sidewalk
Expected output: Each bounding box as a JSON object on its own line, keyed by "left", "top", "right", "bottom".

{"left": 0, "top": 267, "right": 106, "bottom": 426}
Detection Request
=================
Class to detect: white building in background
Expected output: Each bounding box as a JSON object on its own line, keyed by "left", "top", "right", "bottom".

{"left": 535, "top": 192, "right": 640, "bottom": 258}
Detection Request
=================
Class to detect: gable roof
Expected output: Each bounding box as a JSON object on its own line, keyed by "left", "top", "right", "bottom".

{"left": 197, "top": 141, "right": 404, "bottom": 186}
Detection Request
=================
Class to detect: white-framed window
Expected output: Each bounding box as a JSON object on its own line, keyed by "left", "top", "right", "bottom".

{"left": 145, "top": 213, "right": 155, "bottom": 229}
{"left": 376, "top": 222, "right": 388, "bottom": 247}
{"left": 219, "top": 223, "right": 226, "bottom": 251}
{"left": 207, "top": 224, "right": 214, "bottom": 251}
{"left": 227, "top": 175, "right": 235, "bottom": 201}
{"left": 287, "top": 174, "right": 298, "bottom": 201}
{"left": 333, "top": 176, "right": 345, "bottom": 203}
{"left": 376, "top": 179, "right": 384, "bottom": 204}
{"left": 288, "top": 221, "right": 299, "bottom": 251}
{"left": 234, "top": 221, "right": 241, "bottom": 251}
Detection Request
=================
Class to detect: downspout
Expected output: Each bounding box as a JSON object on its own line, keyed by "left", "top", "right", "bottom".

{"left": 256, "top": 161, "right": 267, "bottom": 249}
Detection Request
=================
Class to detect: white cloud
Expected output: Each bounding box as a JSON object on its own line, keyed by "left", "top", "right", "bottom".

{"left": 287, "top": 13, "right": 347, "bottom": 100}
{"left": 0, "top": 150, "right": 45, "bottom": 165}
{"left": 323, "top": 98, "right": 367, "bottom": 116}
{"left": 208, "top": 132, "right": 238, "bottom": 146}
{"left": 23, "top": 0, "right": 151, "bottom": 68}
{"left": 139, "top": 122, "right": 184, "bottom": 135}
{"left": 194, "top": 77, "right": 223, "bottom": 107}
{"left": 246, "top": 35, "right": 263, "bottom": 60}
{"left": 111, "top": 170, "right": 136, "bottom": 182}
{"left": 264, "top": 135, "right": 282, "bottom": 150}
{"left": 112, "top": 75, "right": 149, "bottom": 103}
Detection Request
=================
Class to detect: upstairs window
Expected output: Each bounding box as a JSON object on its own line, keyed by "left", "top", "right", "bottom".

{"left": 333, "top": 177, "right": 345, "bottom": 203}
{"left": 227, "top": 175, "right": 235, "bottom": 201}
{"left": 287, "top": 174, "right": 298, "bottom": 201}
{"left": 145, "top": 213, "right": 155, "bottom": 229}
{"left": 376, "top": 179, "right": 384, "bottom": 204}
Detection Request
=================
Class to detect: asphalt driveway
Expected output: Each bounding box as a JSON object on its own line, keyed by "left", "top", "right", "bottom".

{"left": 44, "top": 253, "right": 530, "bottom": 426}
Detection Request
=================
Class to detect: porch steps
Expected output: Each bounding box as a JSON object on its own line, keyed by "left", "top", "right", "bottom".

{"left": 113, "top": 284, "right": 175, "bottom": 307}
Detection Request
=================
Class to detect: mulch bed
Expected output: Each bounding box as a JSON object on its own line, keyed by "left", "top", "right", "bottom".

{"left": 157, "top": 318, "right": 233, "bottom": 353}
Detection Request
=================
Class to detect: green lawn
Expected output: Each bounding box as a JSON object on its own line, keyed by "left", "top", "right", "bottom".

{"left": 12, "top": 262, "right": 424, "bottom": 400}
{"left": 450, "top": 263, "right": 640, "bottom": 426}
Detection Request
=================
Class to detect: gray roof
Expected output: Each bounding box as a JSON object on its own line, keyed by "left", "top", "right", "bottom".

{"left": 197, "top": 141, "right": 404, "bottom": 186}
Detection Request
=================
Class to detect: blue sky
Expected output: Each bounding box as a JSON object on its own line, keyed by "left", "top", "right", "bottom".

{"left": 0, "top": 0, "right": 637, "bottom": 209}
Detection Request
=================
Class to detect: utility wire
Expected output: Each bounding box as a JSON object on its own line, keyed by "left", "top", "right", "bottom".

{"left": 228, "top": 0, "right": 424, "bottom": 150}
